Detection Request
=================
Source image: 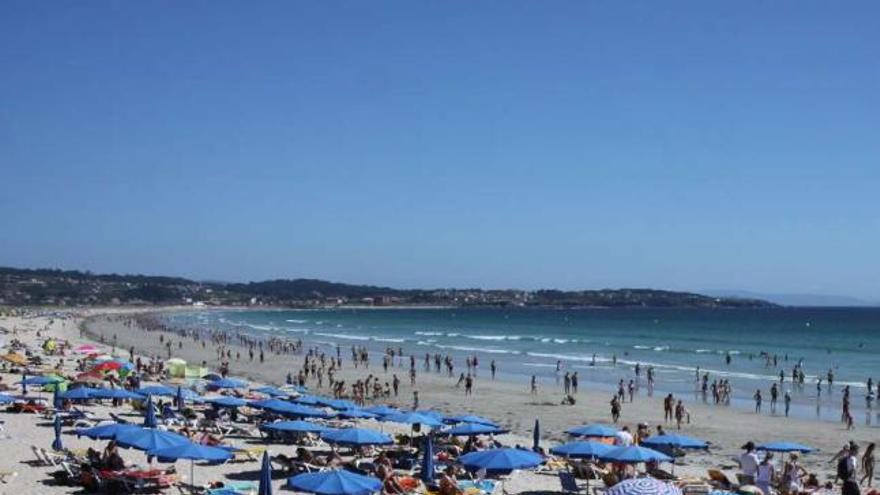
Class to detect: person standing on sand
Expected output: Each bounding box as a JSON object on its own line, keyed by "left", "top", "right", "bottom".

{"left": 739, "top": 441, "right": 759, "bottom": 485}
{"left": 610, "top": 395, "right": 621, "bottom": 423}
{"left": 861, "top": 443, "right": 875, "bottom": 487}
{"left": 412, "top": 390, "right": 419, "bottom": 410}
{"left": 754, "top": 389, "right": 763, "bottom": 413}
{"left": 464, "top": 374, "right": 473, "bottom": 396}
{"left": 490, "top": 360, "right": 496, "bottom": 380}
{"left": 839, "top": 444, "right": 860, "bottom": 495}
{"left": 530, "top": 375, "right": 537, "bottom": 395}
{"left": 571, "top": 372, "right": 578, "bottom": 394}
{"left": 784, "top": 390, "right": 792, "bottom": 417}
{"left": 392, "top": 374, "right": 400, "bottom": 397}
{"left": 663, "top": 394, "right": 674, "bottom": 422}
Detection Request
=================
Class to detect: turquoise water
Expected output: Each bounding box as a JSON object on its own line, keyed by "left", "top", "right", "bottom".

{"left": 166, "top": 307, "right": 880, "bottom": 422}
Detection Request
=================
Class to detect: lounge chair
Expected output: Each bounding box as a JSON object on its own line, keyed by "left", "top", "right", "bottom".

{"left": 560, "top": 471, "right": 587, "bottom": 494}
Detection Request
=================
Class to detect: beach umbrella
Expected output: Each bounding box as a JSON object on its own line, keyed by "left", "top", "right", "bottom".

{"left": 205, "top": 396, "right": 248, "bottom": 408}
{"left": 19, "top": 375, "right": 66, "bottom": 386}
{"left": 316, "top": 398, "right": 357, "bottom": 411}
{"left": 76, "top": 422, "right": 141, "bottom": 440}
{"left": 250, "top": 399, "right": 329, "bottom": 418}
{"left": 756, "top": 442, "right": 815, "bottom": 453}
{"left": 550, "top": 441, "right": 614, "bottom": 459}
{"left": 2, "top": 352, "right": 28, "bottom": 366}
{"left": 606, "top": 478, "right": 683, "bottom": 495}
{"left": 150, "top": 442, "right": 233, "bottom": 488}
{"left": 143, "top": 394, "right": 157, "bottom": 428}
{"left": 440, "top": 422, "right": 508, "bottom": 436}
{"left": 566, "top": 424, "right": 618, "bottom": 438}
{"left": 533, "top": 419, "right": 540, "bottom": 451}
{"left": 337, "top": 409, "right": 378, "bottom": 419}
{"left": 383, "top": 411, "right": 444, "bottom": 428}
{"left": 92, "top": 361, "right": 122, "bottom": 372}
{"left": 74, "top": 371, "right": 106, "bottom": 385}
{"left": 137, "top": 385, "right": 177, "bottom": 397}
{"left": 445, "top": 414, "right": 498, "bottom": 427}
{"left": 258, "top": 450, "right": 273, "bottom": 495}
{"left": 254, "top": 386, "right": 289, "bottom": 397}
{"left": 59, "top": 387, "right": 94, "bottom": 401}
{"left": 642, "top": 434, "right": 709, "bottom": 451}
{"left": 0, "top": 394, "right": 16, "bottom": 404}
{"left": 287, "top": 469, "right": 382, "bottom": 495}
{"left": 420, "top": 434, "right": 435, "bottom": 484}
{"left": 321, "top": 428, "right": 393, "bottom": 447}
{"left": 599, "top": 445, "right": 672, "bottom": 464}
{"left": 74, "top": 344, "right": 99, "bottom": 354}
{"left": 261, "top": 420, "right": 333, "bottom": 434}
{"left": 210, "top": 378, "right": 248, "bottom": 389}
{"left": 52, "top": 414, "right": 63, "bottom": 451}
{"left": 116, "top": 427, "right": 190, "bottom": 452}
{"left": 292, "top": 394, "right": 322, "bottom": 406}
{"left": 458, "top": 448, "right": 544, "bottom": 475}
{"left": 89, "top": 388, "right": 144, "bottom": 400}
{"left": 363, "top": 405, "right": 400, "bottom": 417}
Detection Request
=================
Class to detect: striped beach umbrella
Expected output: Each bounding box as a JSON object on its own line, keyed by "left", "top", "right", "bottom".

{"left": 606, "top": 478, "right": 683, "bottom": 495}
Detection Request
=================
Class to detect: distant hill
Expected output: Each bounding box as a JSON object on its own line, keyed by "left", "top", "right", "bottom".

{"left": 704, "top": 289, "right": 876, "bottom": 307}
{"left": 0, "top": 265, "right": 776, "bottom": 308}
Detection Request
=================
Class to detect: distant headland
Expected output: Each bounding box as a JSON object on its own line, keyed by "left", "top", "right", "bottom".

{"left": 0, "top": 266, "right": 775, "bottom": 309}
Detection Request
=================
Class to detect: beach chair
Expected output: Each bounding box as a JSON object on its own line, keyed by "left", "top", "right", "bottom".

{"left": 41, "top": 447, "right": 65, "bottom": 466}
{"left": 109, "top": 412, "right": 130, "bottom": 424}
{"left": 560, "top": 471, "right": 587, "bottom": 494}
{"left": 0, "top": 471, "right": 17, "bottom": 484}
{"left": 708, "top": 469, "right": 735, "bottom": 489}
{"left": 32, "top": 445, "right": 52, "bottom": 466}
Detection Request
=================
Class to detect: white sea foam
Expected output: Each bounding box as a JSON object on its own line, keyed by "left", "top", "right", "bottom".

{"left": 373, "top": 337, "right": 405, "bottom": 343}
{"left": 415, "top": 331, "right": 444, "bottom": 336}
{"left": 286, "top": 319, "right": 308, "bottom": 323}
{"left": 313, "top": 332, "right": 370, "bottom": 341}
{"left": 435, "top": 344, "right": 519, "bottom": 355}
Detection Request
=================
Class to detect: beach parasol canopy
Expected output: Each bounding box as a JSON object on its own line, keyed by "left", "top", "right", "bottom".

{"left": 250, "top": 399, "right": 330, "bottom": 418}
{"left": 336, "top": 409, "right": 378, "bottom": 419}
{"left": 606, "top": 477, "right": 683, "bottom": 495}
{"left": 92, "top": 361, "right": 123, "bottom": 372}
{"left": 0, "top": 394, "right": 16, "bottom": 404}
{"left": 58, "top": 387, "right": 95, "bottom": 400}
{"left": 89, "top": 388, "right": 144, "bottom": 400}
{"left": 445, "top": 414, "right": 499, "bottom": 427}
{"left": 287, "top": 469, "right": 382, "bottom": 495}
{"left": 316, "top": 398, "right": 358, "bottom": 411}
{"left": 642, "top": 434, "right": 709, "bottom": 450}
{"left": 599, "top": 445, "right": 673, "bottom": 464}
{"left": 1, "top": 352, "right": 28, "bottom": 366}
{"left": 320, "top": 428, "right": 393, "bottom": 447}
{"left": 383, "top": 411, "right": 444, "bottom": 428}
{"left": 76, "top": 422, "right": 141, "bottom": 440}
{"left": 18, "top": 375, "right": 65, "bottom": 386}
{"left": 205, "top": 396, "right": 248, "bottom": 408}
{"left": 756, "top": 442, "right": 816, "bottom": 453}
{"left": 143, "top": 395, "right": 157, "bottom": 428}
{"left": 261, "top": 420, "right": 334, "bottom": 434}
{"left": 566, "top": 424, "right": 618, "bottom": 438}
{"left": 254, "top": 386, "right": 289, "bottom": 397}
{"left": 137, "top": 385, "right": 177, "bottom": 397}
{"left": 440, "top": 422, "right": 508, "bottom": 437}
{"left": 363, "top": 405, "right": 400, "bottom": 417}
{"left": 73, "top": 344, "right": 99, "bottom": 354}
{"left": 115, "top": 427, "right": 190, "bottom": 451}
{"left": 458, "top": 448, "right": 544, "bottom": 475}
{"left": 210, "top": 378, "right": 248, "bottom": 389}
{"left": 74, "top": 372, "right": 106, "bottom": 385}
{"left": 258, "top": 450, "right": 273, "bottom": 495}
{"left": 550, "top": 441, "right": 615, "bottom": 459}
{"left": 291, "top": 394, "right": 322, "bottom": 406}
{"left": 149, "top": 442, "right": 233, "bottom": 489}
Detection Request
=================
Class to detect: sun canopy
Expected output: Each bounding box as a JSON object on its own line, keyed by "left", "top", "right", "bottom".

{"left": 458, "top": 448, "right": 544, "bottom": 474}
{"left": 550, "top": 441, "right": 615, "bottom": 459}
{"left": 320, "top": 428, "right": 392, "bottom": 447}
{"left": 287, "top": 469, "right": 382, "bottom": 495}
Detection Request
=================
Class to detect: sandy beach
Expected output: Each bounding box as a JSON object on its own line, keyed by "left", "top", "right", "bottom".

{"left": 0, "top": 307, "right": 874, "bottom": 495}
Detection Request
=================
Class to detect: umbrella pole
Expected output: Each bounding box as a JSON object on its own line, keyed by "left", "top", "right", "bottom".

{"left": 191, "top": 459, "right": 195, "bottom": 492}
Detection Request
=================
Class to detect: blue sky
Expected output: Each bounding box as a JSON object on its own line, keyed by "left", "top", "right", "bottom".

{"left": 1, "top": 2, "right": 878, "bottom": 299}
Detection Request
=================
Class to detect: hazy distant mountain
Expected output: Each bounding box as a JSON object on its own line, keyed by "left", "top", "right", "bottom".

{"left": 705, "top": 290, "right": 877, "bottom": 307}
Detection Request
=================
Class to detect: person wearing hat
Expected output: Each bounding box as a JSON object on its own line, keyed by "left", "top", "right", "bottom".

{"left": 740, "top": 441, "right": 760, "bottom": 485}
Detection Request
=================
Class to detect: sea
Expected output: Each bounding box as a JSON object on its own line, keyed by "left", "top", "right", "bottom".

{"left": 163, "top": 306, "right": 880, "bottom": 423}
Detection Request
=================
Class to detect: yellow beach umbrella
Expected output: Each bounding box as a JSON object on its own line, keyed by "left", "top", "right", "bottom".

{"left": 1, "top": 352, "right": 28, "bottom": 366}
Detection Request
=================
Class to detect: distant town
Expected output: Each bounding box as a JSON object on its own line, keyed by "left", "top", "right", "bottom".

{"left": 0, "top": 266, "right": 775, "bottom": 309}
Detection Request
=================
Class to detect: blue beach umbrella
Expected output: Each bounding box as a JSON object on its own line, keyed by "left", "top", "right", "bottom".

{"left": 458, "top": 448, "right": 544, "bottom": 475}
{"left": 317, "top": 398, "right": 358, "bottom": 411}
{"left": 211, "top": 378, "right": 248, "bottom": 389}
{"left": 116, "top": 428, "right": 190, "bottom": 452}
{"left": 261, "top": 420, "right": 333, "bottom": 434}
{"left": 0, "top": 394, "right": 16, "bottom": 404}
{"left": 89, "top": 388, "right": 144, "bottom": 400}
{"left": 566, "top": 424, "right": 618, "bottom": 438}
{"left": 205, "top": 396, "right": 248, "bottom": 408}
{"left": 52, "top": 414, "right": 63, "bottom": 451}
{"left": 363, "top": 405, "right": 400, "bottom": 417}
{"left": 59, "top": 387, "right": 94, "bottom": 401}
{"left": 287, "top": 469, "right": 382, "bottom": 495}
{"left": 137, "top": 385, "right": 177, "bottom": 397}
{"left": 420, "top": 435, "right": 435, "bottom": 484}
{"left": 143, "top": 394, "right": 157, "bottom": 428}
{"left": 445, "top": 415, "right": 498, "bottom": 427}
{"left": 533, "top": 419, "right": 540, "bottom": 451}
{"left": 550, "top": 441, "right": 614, "bottom": 459}
{"left": 441, "top": 422, "right": 508, "bottom": 436}
{"left": 292, "top": 395, "right": 322, "bottom": 406}
{"left": 150, "top": 442, "right": 233, "bottom": 489}
{"left": 321, "top": 428, "right": 393, "bottom": 447}
{"left": 258, "top": 450, "right": 273, "bottom": 495}
{"left": 606, "top": 477, "right": 683, "bottom": 495}
{"left": 254, "top": 386, "right": 289, "bottom": 397}
{"left": 76, "top": 422, "right": 141, "bottom": 440}
{"left": 250, "top": 399, "right": 329, "bottom": 418}
{"left": 19, "top": 375, "right": 64, "bottom": 386}
{"left": 642, "top": 434, "right": 709, "bottom": 450}
{"left": 756, "top": 442, "right": 815, "bottom": 453}
{"left": 383, "top": 411, "right": 444, "bottom": 428}
{"left": 337, "top": 409, "right": 378, "bottom": 419}
{"left": 599, "top": 445, "right": 672, "bottom": 464}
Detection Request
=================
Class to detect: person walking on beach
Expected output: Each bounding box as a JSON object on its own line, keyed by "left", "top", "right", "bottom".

{"left": 784, "top": 390, "right": 792, "bottom": 417}
{"left": 571, "top": 372, "right": 578, "bottom": 393}
{"left": 754, "top": 389, "right": 763, "bottom": 413}
{"left": 610, "top": 395, "right": 621, "bottom": 423}
{"left": 563, "top": 372, "right": 571, "bottom": 394}
{"left": 412, "top": 390, "right": 419, "bottom": 410}
{"left": 861, "top": 443, "right": 875, "bottom": 487}
{"left": 530, "top": 375, "right": 537, "bottom": 395}
{"left": 490, "top": 360, "right": 496, "bottom": 380}
{"left": 392, "top": 374, "right": 400, "bottom": 397}
{"left": 464, "top": 374, "right": 473, "bottom": 396}
{"left": 770, "top": 383, "right": 778, "bottom": 413}
{"left": 663, "top": 394, "right": 674, "bottom": 422}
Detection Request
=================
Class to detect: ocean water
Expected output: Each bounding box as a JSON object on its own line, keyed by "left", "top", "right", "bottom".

{"left": 165, "top": 307, "right": 880, "bottom": 422}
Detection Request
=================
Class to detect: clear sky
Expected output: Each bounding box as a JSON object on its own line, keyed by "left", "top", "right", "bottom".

{"left": 1, "top": 2, "right": 878, "bottom": 299}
